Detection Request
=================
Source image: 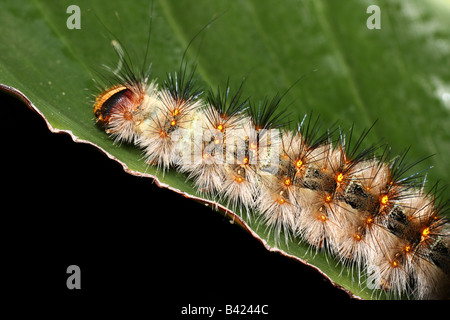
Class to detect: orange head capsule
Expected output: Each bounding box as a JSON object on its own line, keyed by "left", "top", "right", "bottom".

{"left": 336, "top": 173, "right": 344, "bottom": 183}
{"left": 94, "top": 85, "right": 133, "bottom": 126}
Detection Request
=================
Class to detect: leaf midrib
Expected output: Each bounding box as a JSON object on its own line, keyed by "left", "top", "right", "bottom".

{"left": 314, "top": 0, "right": 376, "bottom": 135}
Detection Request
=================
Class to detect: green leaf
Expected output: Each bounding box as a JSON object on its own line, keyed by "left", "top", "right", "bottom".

{"left": 1, "top": 0, "right": 450, "bottom": 300}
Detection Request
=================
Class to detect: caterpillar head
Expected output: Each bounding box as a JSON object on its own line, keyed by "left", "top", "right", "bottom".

{"left": 94, "top": 84, "right": 137, "bottom": 127}
{"left": 93, "top": 81, "right": 156, "bottom": 143}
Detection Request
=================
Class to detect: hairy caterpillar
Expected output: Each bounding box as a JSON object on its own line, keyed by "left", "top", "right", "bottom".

{"left": 91, "top": 5, "right": 450, "bottom": 300}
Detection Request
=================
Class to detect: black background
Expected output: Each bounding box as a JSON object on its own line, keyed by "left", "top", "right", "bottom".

{"left": 2, "top": 89, "right": 436, "bottom": 317}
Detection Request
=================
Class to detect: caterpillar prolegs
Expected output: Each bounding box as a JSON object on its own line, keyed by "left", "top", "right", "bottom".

{"left": 92, "top": 18, "right": 450, "bottom": 301}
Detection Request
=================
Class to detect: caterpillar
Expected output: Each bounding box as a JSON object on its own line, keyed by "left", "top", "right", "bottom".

{"left": 91, "top": 8, "right": 450, "bottom": 300}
